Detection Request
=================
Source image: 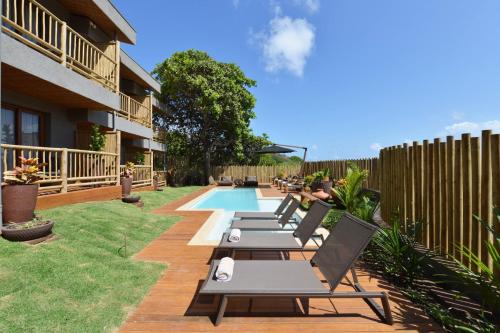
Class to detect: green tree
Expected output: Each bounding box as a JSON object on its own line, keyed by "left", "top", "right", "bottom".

{"left": 153, "top": 50, "right": 257, "bottom": 184}
{"left": 89, "top": 124, "right": 106, "bottom": 152}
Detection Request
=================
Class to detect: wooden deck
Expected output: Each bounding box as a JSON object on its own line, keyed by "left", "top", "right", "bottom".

{"left": 119, "top": 185, "right": 443, "bottom": 333}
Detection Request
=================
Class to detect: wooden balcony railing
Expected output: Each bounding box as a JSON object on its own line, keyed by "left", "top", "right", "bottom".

{"left": 118, "top": 93, "right": 152, "bottom": 128}
{"left": 119, "top": 164, "right": 153, "bottom": 188}
{"left": 2, "top": 0, "right": 119, "bottom": 92}
{"left": 1, "top": 144, "right": 119, "bottom": 194}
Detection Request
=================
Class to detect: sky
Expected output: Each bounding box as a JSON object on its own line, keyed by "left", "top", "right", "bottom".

{"left": 114, "top": 0, "right": 500, "bottom": 160}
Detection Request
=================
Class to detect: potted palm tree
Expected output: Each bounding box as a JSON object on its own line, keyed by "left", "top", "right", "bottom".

{"left": 120, "top": 161, "right": 135, "bottom": 197}
{"left": 2, "top": 156, "right": 45, "bottom": 223}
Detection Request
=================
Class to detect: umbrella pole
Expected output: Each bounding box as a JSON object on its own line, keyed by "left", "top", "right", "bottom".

{"left": 300, "top": 148, "right": 307, "bottom": 176}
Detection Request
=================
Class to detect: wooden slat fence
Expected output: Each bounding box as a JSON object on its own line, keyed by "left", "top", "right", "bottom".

{"left": 379, "top": 130, "right": 500, "bottom": 271}
{"left": 212, "top": 165, "right": 301, "bottom": 183}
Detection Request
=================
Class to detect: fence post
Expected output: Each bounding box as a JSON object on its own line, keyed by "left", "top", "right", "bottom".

{"left": 60, "top": 22, "right": 67, "bottom": 66}
{"left": 61, "top": 148, "right": 68, "bottom": 193}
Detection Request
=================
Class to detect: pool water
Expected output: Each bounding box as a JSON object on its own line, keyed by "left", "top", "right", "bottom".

{"left": 189, "top": 188, "right": 283, "bottom": 241}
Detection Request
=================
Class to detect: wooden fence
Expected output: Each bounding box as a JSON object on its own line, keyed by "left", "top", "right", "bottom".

{"left": 379, "top": 130, "right": 500, "bottom": 270}
{"left": 212, "top": 165, "right": 301, "bottom": 183}
{"left": 303, "top": 158, "right": 379, "bottom": 189}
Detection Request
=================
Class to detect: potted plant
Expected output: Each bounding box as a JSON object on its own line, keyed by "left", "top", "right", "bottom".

{"left": 153, "top": 172, "right": 163, "bottom": 191}
{"left": 310, "top": 168, "right": 331, "bottom": 192}
{"left": 2, "top": 156, "right": 45, "bottom": 223}
{"left": 1, "top": 217, "right": 54, "bottom": 242}
{"left": 121, "top": 161, "right": 135, "bottom": 197}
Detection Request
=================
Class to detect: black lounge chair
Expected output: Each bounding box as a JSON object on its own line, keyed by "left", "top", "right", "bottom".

{"left": 243, "top": 176, "right": 258, "bottom": 187}
{"left": 218, "top": 200, "right": 332, "bottom": 257}
{"left": 199, "top": 213, "right": 393, "bottom": 326}
{"left": 217, "top": 176, "right": 233, "bottom": 186}
{"left": 233, "top": 194, "right": 294, "bottom": 220}
{"left": 230, "top": 197, "right": 300, "bottom": 231}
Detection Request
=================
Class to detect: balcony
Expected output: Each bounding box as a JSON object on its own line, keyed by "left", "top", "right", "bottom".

{"left": 118, "top": 92, "right": 152, "bottom": 128}
{"left": 2, "top": 0, "right": 119, "bottom": 92}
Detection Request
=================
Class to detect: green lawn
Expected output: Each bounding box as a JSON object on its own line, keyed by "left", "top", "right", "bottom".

{"left": 0, "top": 186, "right": 201, "bottom": 333}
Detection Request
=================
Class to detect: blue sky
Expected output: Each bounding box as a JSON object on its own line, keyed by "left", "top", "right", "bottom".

{"left": 115, "top": 0, "right": 500, "bottom": 160}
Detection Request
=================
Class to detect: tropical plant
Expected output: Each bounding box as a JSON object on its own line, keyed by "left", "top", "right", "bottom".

{"left": 121, "top": 161, "right": 135, "bottom": 178}
{"left": 303, "top": 175, "right": 315, "bottom": 186}
{"left": 332, "top": 163, "right": 368, "bottom": 212}
{"left": 89, "top": 124, "right": 106, "bottom": 151}
{"left": 311, "top": 168, "right": 330, "bottom": 182}
{"left": 134, "top": 152, "right": 145, "bottom": 165}
{"left": 369, "top": 220, "right": 429, "bottom": 286}
{"left": 454, "top": 207, "right": 500, "bottom": 312}
{"left": 352, "top": 196, "right": 377, "bottom": 223}
{"left": 3, "top": 156, "right": 45, "bottom": 184}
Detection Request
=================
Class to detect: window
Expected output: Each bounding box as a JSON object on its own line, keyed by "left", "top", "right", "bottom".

{"left": 1, "top": 105, "right": 44, "bottom": 146}
{"left": 1, "top": 108, "right": 15, "bottom": 144}
{"left": 21, "top": 111, "right": 40, "bottom": 146}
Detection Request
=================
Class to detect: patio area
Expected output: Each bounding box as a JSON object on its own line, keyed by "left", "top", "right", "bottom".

{"left": 119, "top": 186, "right": 442, "bottom": 333}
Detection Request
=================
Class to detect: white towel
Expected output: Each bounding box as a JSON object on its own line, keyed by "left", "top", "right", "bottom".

{"left": 216, "top": 257, "right": 235, "bottom": 282}
{"left": 228, "top": 229, "right": 241, "bottom": 242}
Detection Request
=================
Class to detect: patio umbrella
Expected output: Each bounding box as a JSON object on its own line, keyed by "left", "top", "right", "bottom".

{"left": 255, "top": 144, "right": 296, "bottom": 154}
{"left": 255, "top": 144, "right": 308, "bottom": 176}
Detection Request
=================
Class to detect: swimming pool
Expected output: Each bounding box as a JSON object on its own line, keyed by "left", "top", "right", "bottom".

{"left": 182, "top": 188, "right": 284, "bottom": 245}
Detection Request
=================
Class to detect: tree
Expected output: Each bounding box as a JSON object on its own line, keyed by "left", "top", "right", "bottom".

{"left": 153, "top": 50, "right": 257, "bottom": 184}
{"left": 89, "top": 124, "right": 106, "bottom": 151}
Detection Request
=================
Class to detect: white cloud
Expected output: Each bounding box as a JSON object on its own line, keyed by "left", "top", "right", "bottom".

{"left": 293, "top": 0, "right": 320, "bottom": 14}
{"left": 311, "top": 144, "right": 318, "bottom": 150}
{"left": 250, "top": 14, "right": 315, "bottom": 77}
{"left": 370, "top": 143, "right": 382, "bottom": 151}
{"left": 444, "top": 120, "right": 500, "bottom": 136}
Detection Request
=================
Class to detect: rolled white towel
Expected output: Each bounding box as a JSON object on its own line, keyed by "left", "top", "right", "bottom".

{"left": 228, "top": 228, "right": 241, "bottom": 242}
{"left": 216, "top": 257, "right": 235, "bottom": 282}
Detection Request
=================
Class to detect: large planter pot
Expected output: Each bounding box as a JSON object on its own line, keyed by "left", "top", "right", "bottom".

{"left": 121, "top": 177, "right": 133, "bottom": 197}
{"left": 122, "top": 195, "right": 141, "bottom": 203}
{"left": 2, "top": 184, "right": 39, "bottom": 223}
{"left": 1, "top": 220, "right": 54, "bottom": 242}
{"left": 310, "top": 180, "right": 322, "bottom": 192}
{"left": 322, "top": 181, "right": 333, "bottom": 194}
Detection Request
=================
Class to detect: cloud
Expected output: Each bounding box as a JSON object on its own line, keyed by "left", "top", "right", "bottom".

{"left": 370, "top": 143, "right": 382, "bottom": 151}
{"left": 311, "top": 144, "right": 318, "bottom": 150}
{"left": 444, "top": 120, "right": 500, "bottom": 136}
{"left": 250, "top": 14, "right": 315, "bottom": 77}
{"left": 293, "top": 0, "right": 320, "bottom": 14}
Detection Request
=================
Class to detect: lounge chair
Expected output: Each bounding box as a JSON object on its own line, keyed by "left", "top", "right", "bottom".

{"left": 243, "top": 176, "right": 258, "bottom": 187}
{"left": 217, "top": 200, "right": 331, "bottom": 257}
{"left": 230, "top": 197, "right": 300, "bottom": 231}
{"left": 199, "top": 213, "right": 393, "bottom": 326}
{"left": 233, "top": 193, "right": 294, "bottom": 220}
{"left": 217, "top": 176, "right": 233, "bottom": 186}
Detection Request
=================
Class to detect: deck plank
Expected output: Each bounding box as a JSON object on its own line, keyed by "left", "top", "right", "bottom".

{"left": 119, "top": 185, "right": 443, "bottom": 333}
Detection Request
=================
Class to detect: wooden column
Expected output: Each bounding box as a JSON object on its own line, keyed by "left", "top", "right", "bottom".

{"left": 60, "top": 22, "right": 67, "bottom": 66}
{"left": 115, "top": 130, "right": 121, "bottom": 185}
{"left": 61, "top": 148, "right": 68, "bottom": 193}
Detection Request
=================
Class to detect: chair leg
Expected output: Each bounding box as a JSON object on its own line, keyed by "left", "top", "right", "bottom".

{"left": 381, "top": 292, "right": 394, "bottom": 325}
{"left": 215, "top": 295, "right": 228, "bottom": 326}
{"left": 299, "top": 297, "right": 309, "bottom": 314}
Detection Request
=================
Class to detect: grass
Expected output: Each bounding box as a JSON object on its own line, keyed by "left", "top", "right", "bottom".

{"left": 0, "top": 186, "right": 201, "bottom": 333}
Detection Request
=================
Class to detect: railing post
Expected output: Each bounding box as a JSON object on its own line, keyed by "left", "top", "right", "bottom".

{"left": 150, "top": 149, "right": 154, "bottom": 186}
{"left": 60, "top": 22, "right": 67, "bottom": 66}
{"left": 114, "top": 41, "right": 120, "bottom": 92}
{"left": 61, "top": 148, "right": 68, "bottom": 193}
{"left": 127, "top": 96, "right": 131, "bottom": 121}
{"left": 149, "top": 92, "right": 153, "bottom": 129}
{"left": 116, "top": 130, "right": 121, "bottom": 185}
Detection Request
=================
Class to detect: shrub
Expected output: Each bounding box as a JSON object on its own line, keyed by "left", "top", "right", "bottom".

{"left": 322, "top": 209, "right": 344, "bottom": 230}
{"left": 89, "top": 124, "right": 106, "bottom": 151}
{"left": 332, "top": 163, "right": 368, "bottom": 213}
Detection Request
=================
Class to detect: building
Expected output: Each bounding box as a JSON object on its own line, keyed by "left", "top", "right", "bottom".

{"left": 1, "top": 0, "right": 167, "bottom": 196}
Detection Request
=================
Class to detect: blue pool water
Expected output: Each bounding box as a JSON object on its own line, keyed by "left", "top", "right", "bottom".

{"left": 190, "top": 188, "right": 283, "bottom": 241}
{"left": 193, "top": 188, "right": 278, "bottom": 211}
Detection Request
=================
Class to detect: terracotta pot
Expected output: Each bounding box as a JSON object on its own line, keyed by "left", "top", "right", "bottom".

{"left": 121, "top": 177, "right": 133, "bottom": 197}
{"left": 2, "top": 184, "right": 39, "bottom": 223}
{"left": 122, "top": 195, "right": 140, "bottom": 203}
{"left": 1, "top": 220, "right": 53, "bottom": 242}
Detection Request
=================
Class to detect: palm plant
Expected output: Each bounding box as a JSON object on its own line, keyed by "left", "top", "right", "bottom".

{"left": 332, "top": 163, "right": 368, "bottom": 212}
{"left": 454, "top": 208, "right": 500, "bottom": 312}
